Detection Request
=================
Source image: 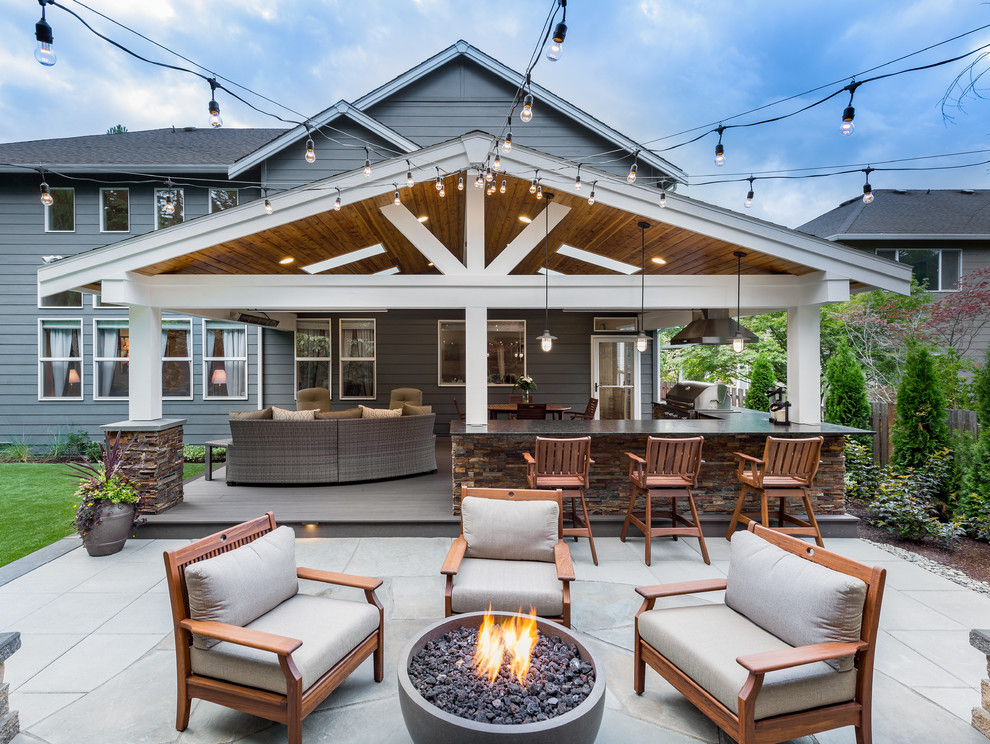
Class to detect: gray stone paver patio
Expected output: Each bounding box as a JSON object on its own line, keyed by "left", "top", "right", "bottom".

{"left": 2, "top": 534, "right": 988, "bottom": 743}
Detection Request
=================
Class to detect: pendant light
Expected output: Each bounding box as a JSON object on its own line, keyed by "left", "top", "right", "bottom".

{"left": 537, "top": 193, "right": 557, "bottom": 352}
{"left": 732, "top": 251, "right": 746, "bottom": 353}
{"left": 636, "top": 222, "right": 650, "bottom": 353}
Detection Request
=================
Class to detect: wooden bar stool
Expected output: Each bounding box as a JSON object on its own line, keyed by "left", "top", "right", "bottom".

{"left": 621, "top": 436, "right": 709, "bottom": 566}
{"left": 726, "top": 435, "right": 825, "bottom": 547}
{"left": 524, "top": 436, "right": 598, "bottom": 565}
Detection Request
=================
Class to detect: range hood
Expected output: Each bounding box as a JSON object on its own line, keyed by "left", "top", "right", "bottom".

{"left": 667, "top": 309, "right": 759, "bottom": 347}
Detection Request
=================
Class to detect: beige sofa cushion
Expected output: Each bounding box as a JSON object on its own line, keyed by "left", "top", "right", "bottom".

{"left": 315, "top": 408, "right": 362, "bottom": 420}
{"left": 725, "top": 529, "right": 866, "bottom": 672}
{"left": 184, "top": 526, "right": 299, "bottom": 649}
{"left": 229, "top": 407, "right": 273, "bottom": 420}
{"left": 272, "top": 406, "right": 316, "bottom": 421}
{"left": 190, "top": 594, "right": 380, "bottom": 695}
{"left": 360, "top": 405, "right": 402, "bottom": 419}
{"left": 450, "top": 558, "right": 563, "bottom": 616}
{"left": 462, "top": 496, "right": 558, "bottom": 562}
{"left": 638, "top": 603, "right": 856, "bottom": 720}
{"left": 402, "top": 403, "right": 433, "bottom": 416}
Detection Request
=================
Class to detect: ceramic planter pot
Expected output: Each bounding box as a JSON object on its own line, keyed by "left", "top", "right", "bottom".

{"left": 83, "top": 502, "right": 136, "bottom": 556}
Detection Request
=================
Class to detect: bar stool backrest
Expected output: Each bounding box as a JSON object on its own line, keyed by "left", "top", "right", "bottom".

{"left": 535, "top": 436, "right": 591, "bottom": 478}
{"left": 762, "top": 436, "right": 824, "bottom": 485}
{"left": 645, "top": 436, "right": 704, "bottom": 484}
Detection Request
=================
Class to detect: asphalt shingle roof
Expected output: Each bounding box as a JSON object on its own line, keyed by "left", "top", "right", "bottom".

{"left": 798, "top": 189, "right": 990, "bottom": 238}
{"left": 0, "top": 127, "right": 286, "bottom": 168}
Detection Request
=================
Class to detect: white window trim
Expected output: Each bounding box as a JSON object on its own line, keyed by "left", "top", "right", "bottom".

{"left": 339, "top": 318, "right": 376, "bottom": 400}
{"left": 202, "top": 319, "right": 249, "bottom": 400}
{"left": 99, "top": 187, "right": 130, "bottom": 233}
{"left": 162, "top": 317, "right": 194, "bottom": 401}
{"left": 43, "top": 187, "right": 75, "bottom": 233}
{"left": 293, "top": 320, "right": 332, "bottom": 400}
{"left": 93, "top": 294, "right": 124, "bottom": 309}
{"left": 93, "top": 317, "right": 129, "bottom": 401}
{"left": 38, "top": 317, "right": 83, "bottom": 401}
{"left": 209, "top": 188, "right": 239, "bottom": 213}
{"left": 38, "top": 290, "right": 83, "bottom": 310}
{"left": 154, "top": 187, "right": 185, "bottom": 231}
{"left": 437, "top": 319, "right": 526, "bottom": 387}
{"left": 876, "top": 247, "right": 962, "bottom": 293}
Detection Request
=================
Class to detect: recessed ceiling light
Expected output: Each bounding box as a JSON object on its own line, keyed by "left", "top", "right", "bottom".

{"left": 427, "top": 262, "right": 434, "bottom": 267}
{"left": 519, "top": 216, "right": 533, "bottom": 223}
{"left": 557, "top": 244, "right": 640, "bottom": 274}
{"left": 279, "top": 257, "right": 295, "bottom": 265}
{"left": 417, "top": 215, "right": 428, "bottom": 222}
{"left": 301, "top": 244, "right": 386, "bottom": 274}
{"left": 651, "top": 257, "right": 667, "bottom": 265}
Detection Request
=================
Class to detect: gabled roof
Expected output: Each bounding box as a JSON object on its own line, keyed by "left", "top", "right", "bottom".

{"left": 0, "top": 127, "right": 285, "bottom": 173}
{"left": 798, "top": 189, "right": 990, "bottom": 240}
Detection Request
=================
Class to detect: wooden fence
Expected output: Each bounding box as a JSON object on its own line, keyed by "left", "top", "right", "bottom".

{"left": 869, "top": 402, "right": 978, "bottom": 466}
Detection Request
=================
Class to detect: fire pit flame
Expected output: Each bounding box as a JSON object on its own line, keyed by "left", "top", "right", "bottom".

{"left": 472, "top": 608, "right": 539, "bottom": 684}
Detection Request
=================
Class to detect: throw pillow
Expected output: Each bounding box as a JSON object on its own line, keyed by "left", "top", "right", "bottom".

{"left": 360, "top": 405, "right": 402, "bottom": 419}
{"left": 462, "top": 496, "right": 559, "bottom": 561}
{"left": 315, "top": 408, "right": 363, "bottom": 420}
{"left": 229, "top": 407, "right": 273, "bottom": 420}
{"left": 184, "top": 525, "right": 299, "bottom": 649}
{"left": 402, "top": 403, "right": 433, "bottom": 416}
{"left": 272, "top": 406, "right": 315, "bottom": 421}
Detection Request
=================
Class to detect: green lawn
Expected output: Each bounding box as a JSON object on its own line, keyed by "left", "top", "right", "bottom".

{"left": 0, "top": 462, "right": 205, "bottom": 567}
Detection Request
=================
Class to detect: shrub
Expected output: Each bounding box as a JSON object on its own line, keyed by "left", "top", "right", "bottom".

{"left": 183, "top": 445, "right": 225, "bottom": 463}
{"left": 65, "top": 430, "right": 102, "bottom": 462}
{"left": 844, "top": 440, "right": 881, "bottom": 503}
{"left": 956, "top": 492, "right": 990, "bottom": 542}
{"left": 743, "top": 354, "right": 776, "bottom": 412}
{"left": 824, "top": 342, "right": 871, "bottom": 445}
{"left": 891, "top": 346, "right": 950, "bottom": 473}
{"left": 1, "top": 436, "right": 32, "bottom": 463}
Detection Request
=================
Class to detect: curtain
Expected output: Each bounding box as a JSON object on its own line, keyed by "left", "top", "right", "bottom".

{"left": 49, "top": 327, "right": 72, "bottom": 397}
{"left": 99, "top": 326, "right": 120, "bottom": 397}
{"left": 221, "top": 328, "right": 246, "bottom": 397}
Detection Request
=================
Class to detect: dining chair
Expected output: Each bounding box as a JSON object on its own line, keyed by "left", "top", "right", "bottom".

{"left": 514, "top": 403, "right": 548, "bottom": 420}
{"left": 524, "top": 436, "right": 598, "bottom": 565}
{"left": 569, "top": 397, "right": 599, "bottom": 420}
{"left": 453, "top": 399, "right": 465, "bottom": 422}
{"left": 508, "top": 394, "right": 527, "bottom": 403}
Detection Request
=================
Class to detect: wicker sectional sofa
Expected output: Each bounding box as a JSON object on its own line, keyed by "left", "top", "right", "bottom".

{"left": 225, "top": 414, "right": 437, "bottom": 485}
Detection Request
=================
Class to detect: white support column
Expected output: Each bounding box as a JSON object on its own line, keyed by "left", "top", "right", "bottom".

{"left": 464, "top": 305, "right": 488, "bottom": 427}
{"left": 127, "top": 304, "right": 163, "bottom": 421}
{"left": 464, "top": 171, "right": 485, "bottom": 274}
{"left": 786, "top": 304, "right": 821, "bottom": 425}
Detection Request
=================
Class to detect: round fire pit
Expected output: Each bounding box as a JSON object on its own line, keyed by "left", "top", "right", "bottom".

{"left": 397, "top": 612, "right": 606, "bottom": 744}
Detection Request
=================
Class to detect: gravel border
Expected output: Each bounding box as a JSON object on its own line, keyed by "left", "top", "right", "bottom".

{"left": 862, "top": 538, "right": 990, "bottom": 597}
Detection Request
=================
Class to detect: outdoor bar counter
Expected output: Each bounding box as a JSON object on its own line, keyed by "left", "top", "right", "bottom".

{"left": 450, "top": 408, "right": 865, "bottom": 536}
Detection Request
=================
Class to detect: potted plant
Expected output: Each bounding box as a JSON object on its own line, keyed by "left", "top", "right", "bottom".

{"left": 66, "top": 433, "right": 140, "bottom": 556}
{"left": 514, "top": 374, "right": 537, "bottom": 403}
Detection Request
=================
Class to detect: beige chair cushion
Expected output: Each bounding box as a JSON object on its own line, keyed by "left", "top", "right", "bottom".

{"left": 314, "top": 408, "right": 362, "bottom": 420}
{"left": 450, "top": 558, "right": 563, "bottom": 616}
{"left": 184, "top": 526, "right": 299, "bottom": 649}
{"left": 190, "top": 594, "right": 380, "bottom": 695}
{"left": 389, "top": 388, "right": 423, "bottom": 408}
{"left": 462, "top": 496, "right": 558, "bottom": 562}
{"left": 296, "top": 387, "right": 331, "bottom": 412}
{"left": 725, "top": 530, "right": 866, "bottom": 672}
{"left": 360, "top": 405, "right": 402, "bottom": 419}
{"left": 229, "top": 408, "right": 273, "bottom": 420}
{"left": 638, "top": 603, "right": 856, "bottom": 720}
{"left": 272, "top": 406, "right": 316, "bottom": 421}
{"left": 402, "top": 403, "right": 433, "bottom": 416}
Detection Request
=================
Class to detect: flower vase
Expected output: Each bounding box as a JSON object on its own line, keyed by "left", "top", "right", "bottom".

{"left": 522, "top": 393, "right": 531, "bottom": 403}
{"left": 83, "top": 502, "right": 136, "bottom": 556}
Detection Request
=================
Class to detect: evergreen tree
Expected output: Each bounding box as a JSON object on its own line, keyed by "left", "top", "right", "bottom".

{"left": 743, "top": 354, "right": 776, "bottom": 412}
{"left": 964, "top": 350, "right": 990, "bottom": 499}
{"left": 824, "top": 342, "right": 871, "bottom": 444}
{"left": 890, "top": 345, "right": 950, "bottom": 472}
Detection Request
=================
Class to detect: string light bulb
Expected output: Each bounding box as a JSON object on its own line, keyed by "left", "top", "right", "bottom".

{"left": 475, "top": 173, "right": 484, "bottom": 188}
{"left": 840, "top": 81, "right": 860, "bottom": 136}
{"left": 264, "top": 189, "right": 273, "bottom": 215}
{"left": 458, "top": 175, "right": 464, "bottom": 191}
{"left": 164, "top": 193, "right": 175, "bottom": 216}
{"left": 485, "top": 167, "right": 494, "bottom": 183}
{"left": 40, "top": 180, "right": 53, "bottom": 207}
{"left": 393, "top": 184, "right": 401, "bottom": 206}
{"left": 439, "top": 182, "right": 446, "bottom": 197}
{"left": 305, "top": 137, "right": 316, "bottom": 163}
{"left": 503, "top": 132, "right": 512, "bottom": 152}
{"left": 34, "top": 3, "right": 56, "bottom": 66}
{"left": 520, "top": 93, "right": 534, "bottom": 123}
{"left": 536, "top": 183, "right": 543, "bottom": 200}
{"left": 363, "top": 148, "right": 371, "bottom": 177}
{"left": 500, "top": 179, "right": 507, "bottom": 194}
{"left": 493, "top": 152, "right": 501, "bottom": 171}
{"left": 714, "top": 126, "right": 726, "bottom": 166}
{"left": 407, "top": 162, "right": 414, "bottom": 188}
{"left": 574, "top": 164, "right": 582, "bottom": 191}
{"left": 334, "top": 187, "right": 342, "bottom": 211}
{"left": 745, "top": 177, "right": 755, "bottom": 208}
{"left": 530, "top": 171, "right": 539, "bottom": 194}
{"left": 627, "top": 158, "right": 638, "bottom": 183}
{"left": 588, "top": 181, "right": 596, "bottom": 206}
{"left": 207, "top": 79, "right": 222, "bottom": 128}
{"left": 435, "top": 169, "right": 443, "bottom": 191}
{"left": 862, "top": 167, "right": 874, "bottom": 204}
{"left": 545, "top": 20, "right": 567, "bottom": 62}
{"left": 659, "top": 191, "right": 667, "bottom": 208}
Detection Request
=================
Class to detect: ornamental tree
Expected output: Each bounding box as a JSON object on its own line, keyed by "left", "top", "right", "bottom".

{"left": 743, "top": 354, "right": 776, "bottom": 412}
{"left": 890, "top": 345, "right": 950, "bottom": 472}
{"left": 824, "top": 342, "right": 871, "bottom": 436}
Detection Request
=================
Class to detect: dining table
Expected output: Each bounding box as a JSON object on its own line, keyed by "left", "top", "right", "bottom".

{"left": 487, "top": 403, "right": 572, "bottom": 420}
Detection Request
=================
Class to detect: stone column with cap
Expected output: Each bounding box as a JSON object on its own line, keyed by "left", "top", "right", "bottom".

{"left": 972, "top": 629, "right": 990, "bottom": 739}
{"left": 0, "top": 632, "right": 21, "bottom": 744}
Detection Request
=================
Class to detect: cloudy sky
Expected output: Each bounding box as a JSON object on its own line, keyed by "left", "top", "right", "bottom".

{"left": 2, "top": 0, "right": 988, "bottom": 227}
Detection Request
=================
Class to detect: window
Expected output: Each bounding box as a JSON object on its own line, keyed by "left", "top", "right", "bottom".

{"left": 100, "top": 188, "right": 129, "bottom": 232}
{"left": 204, "top": 320, "right": 247, "bottom": 399}
{"left": 438, "top": 320, "right": 525, "bottom": 386}
{"left": 45, "top": 187, "right": 75, "bottom": 232}
{"left": 876, "top": 248, "right": 962, "bottom": 292}
{"left": 39, "top": 319, "right": 82, "bottom": 400}
{"left": 295, "top": 320, "right": 331, "bottom": 395}
{"left": 93, "top": 295, "right": 123, "bottom": 309}
{"left": 94, "top": 319, "right": 129, "bottom": 399}
{"left": 39, "top": 290, "right": 83, "bottom": 308}
{"left": 594, "top": 317, "right": 638, "bottom": 332}
{"left": 155, "top": 188, "right": 185, "bottom": 230}
{"left": 340, "top": 319, "right": 376, "bottom": 399}
{"left": 209, "top": 188, "right": 238, "bottom": 212}
{"left": 162, "top": 319, "right": 193, "bottom": 399}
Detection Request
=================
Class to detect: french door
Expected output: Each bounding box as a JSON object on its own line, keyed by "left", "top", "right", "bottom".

{"left": 591, "top": 336, "right": 641, "bottom": 420}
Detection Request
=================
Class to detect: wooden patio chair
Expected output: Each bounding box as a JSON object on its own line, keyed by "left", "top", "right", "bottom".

{"left": 442, "top": 487, "right": 574, "bottom": 627}
{"left": 634, "top": 522, "right": 886, "bottom": 744}
{"left": 726, "top": 436, "right": 826, "bottom": 547}
{"left": 621, "top": 436, "right": 710, "bottom": 566}
{"left": 524, "top": 436, "right": 598, "bottom": 565}
{"left": 453, "top": 398, "right": 465, "bottom": 422}
{"left": 508, "top": 394, "right": 528, "bottom": 403}
{"left": 515, "top": 402, "right": 548, "bottom": 420}
{"left": 568, "top": 397, "right": 599, "bottom": 420}
{"left": 163, "top": 513, "right": 384, "bottom": 744}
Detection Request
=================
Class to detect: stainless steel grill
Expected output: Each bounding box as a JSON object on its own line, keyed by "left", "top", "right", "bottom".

{"left": 654, "top": 381, "right": 729, "bottom": 419}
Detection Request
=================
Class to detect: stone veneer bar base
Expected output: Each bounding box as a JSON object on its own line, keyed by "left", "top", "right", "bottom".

{"left": 101, "top": 419, "right": 186, "bottom": 515}
{"left": 0, "top": 633, "right": 21, "bottom": 744}
{"left": 970, "top": 629, "right": 990, "bottom": 739}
